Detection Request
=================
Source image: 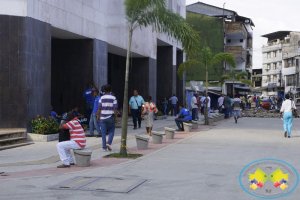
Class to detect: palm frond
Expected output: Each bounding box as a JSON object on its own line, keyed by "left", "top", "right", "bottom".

{"left": 235, "top": 71, "right": 248, "bottom": 80}
{"left": 177, "top": 59, "right": 201, "bottom": 79}
{"left": 200, "top": 46, "right": 212, "bottom": 66}
{"left": 220, "top": 75, "right": 230, "bottom": 85}
{"left": 239, "top": 79, "right": 253, "bottom": 86}
{"left": 210, "top": 53, "right": 236, "bottom": 68}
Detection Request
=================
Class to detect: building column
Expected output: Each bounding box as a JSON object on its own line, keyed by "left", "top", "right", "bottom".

{"left": 93, "top": 39, "right": 108, "bottom": 88}
{"left": 0, "top": 15, "right": 51, "bottom": 129}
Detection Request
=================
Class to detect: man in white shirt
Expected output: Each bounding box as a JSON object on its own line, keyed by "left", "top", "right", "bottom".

{"left": 217, "top": 95, "right": 224, "bottom": 113}
{"left": 201, "top": 95, "right": 211, "bottom": 117}
{"left": 232, "top": 95, "right": 242, "bottom": 123}
{"left": 191, "top": 92, "right": 199, "bottom": 120}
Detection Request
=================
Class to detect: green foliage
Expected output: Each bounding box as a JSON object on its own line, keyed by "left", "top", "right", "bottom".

{"left": 221, "top": 75, "right": 230, "bottom": 84}
{"left": 124, "top": 0, "right": 201, "bottom": 55}
{"left": 105, "top": 153, "right": 143, "bottom": 159}
{"left": 185, "top": 12, "right": 224, "bottom": 81}
{"left": 30, "top": 115, "right": 59, "bottom": 135}
{"left": 156, "top": 110, "right": 164, "bottom": 116}
{"left": 221, "top": 70, "right": 253, "bottom": 86}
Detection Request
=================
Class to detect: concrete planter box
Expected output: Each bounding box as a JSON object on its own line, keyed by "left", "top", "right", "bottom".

{"left": 157, "top": 116, "right": 167, "bottom": 120}
{"left": 191, "top": 121, "right": 199, "bottom": 129}
{"left": 135, "top": 135, "right": 150, "bottom": 150}
{"left": 27, "top": 133, "right": 59, "bottom": 142}
{"left": 151, "top": 131, "right": 164, "bottom": 144}
{"left": 183, "top": 123, "right": 192, "bottom": 132}
{"left": 164, "top": 127, "right": 176, "bottom": 139}
{"left": 74, "top": 148, "right": 92, "bottom": 167}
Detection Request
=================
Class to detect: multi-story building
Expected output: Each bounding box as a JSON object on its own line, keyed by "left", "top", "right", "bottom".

{"left": 186, "top": 2, "right": 254, "bottom": 96}
{"left": 251, "top": 69, "right": 262, "bottom": 96}
{"left": 0, "top": 0, "right": 186, "bottom": 129}
{"left": 261, "top": 31, "right": 300, "bottom": 97}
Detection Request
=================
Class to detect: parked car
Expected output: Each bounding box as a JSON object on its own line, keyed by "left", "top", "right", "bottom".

{"left": 262, "top": 99, "right": 270, "bottom": 110}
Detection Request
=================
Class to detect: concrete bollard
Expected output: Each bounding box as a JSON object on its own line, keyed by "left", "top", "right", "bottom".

{"left": 191, "top": 121, "right": 199, "bottom": 129}
{"left": 183, "top": 123, "right": 193, "bottom": 132}
{"left": 135, "top": 135, "right": 150, "bottom": 150}
{"left": 73, "top": 148, "right": 92, "bottom": 167}
{"left": 151, "top": 131, "right": 165, "bottom": 144}
{"left": 208, "top": 116, "right": 214, "bottom": 124}
{"left": 164, "top": 127, "right": 176, "bottom": 139}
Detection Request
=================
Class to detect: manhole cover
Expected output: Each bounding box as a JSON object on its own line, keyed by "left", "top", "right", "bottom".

{"left": 50, "top": 176, "right": 147, "bottom": 193}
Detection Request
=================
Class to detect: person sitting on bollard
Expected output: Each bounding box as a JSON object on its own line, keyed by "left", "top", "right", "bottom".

{"left": 56, "top": 112, "right": 86, "bottom": 168}
{"left": 175, "top": 105, "right": 192, "bottom": 131}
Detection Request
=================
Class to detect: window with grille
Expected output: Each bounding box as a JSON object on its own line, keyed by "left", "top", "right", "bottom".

{"left": 267, "top": 52, "right": 271, "bottom": 58}
{"left": 273, "top": 51, "right": 277, "bottom": 57}
{"left": 287, "top": 75, "right": 294, "bottom": 86}
{"left": 273, "top": 63, "right": 277, "bottom": 70}
{"left": 267, "top": 64, "right": 270, "bottom": 70}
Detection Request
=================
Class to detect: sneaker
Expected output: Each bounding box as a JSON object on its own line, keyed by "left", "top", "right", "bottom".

{"left": 176, "top": 129, "right": 183, "bottom": 132}
{"left": 70, "top": 163, "right": 75, "bottom": 165}
{"left": 288, "top": 136, "right": 291, "bottom": 138}
{"left": 133, "top": 127, "right": 137, "bottom": 130}
{"left": 96, "top": 135, "right": 102, "bottom": 138}
{"left": 234, "top": 117, "right": 237, "bottom": 123}
{"left": 57, "top": 164, "right": 70, "bottom": 168}
{"left": 106, "top": 143, "right": 112, "bottom": 151}
{"left": 138, "top": 125, "right": 141, "bottom": 128}
{"left": 103, "top": 149, "right": 108, "bottom": 152}
{"left": 86, "top": 135, "right": 94, "bottom": 137}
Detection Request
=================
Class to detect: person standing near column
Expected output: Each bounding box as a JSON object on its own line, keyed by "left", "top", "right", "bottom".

{"left": 223, "top": 95, "right": 231, "bottom": 119}
{"left": 129, "top": 90, "right": 145, "bottom": 129}
{"left": 169, "top": 94, "right": 178, "bottom": 116}
{"left": 83, "top": 82, "right": 98, "bottom": 126}
{"left": 162, "top": 97, "right": 168, "bottom": 116}
{"left": 191, "top": 92, "right": 199, "bottom": 121}
{"left": 88, "top": 90, "right": 101, "bottom": 137}
{"left": 279, "top": 94, "right": 297, "bottom": 138}
{"left": 96, "top": 84, "right": 118, "bottom": 151}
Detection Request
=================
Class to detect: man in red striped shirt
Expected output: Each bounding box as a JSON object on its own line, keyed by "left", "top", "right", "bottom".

{"left": 57, "top": 112, "right": 86, "bottom": 168}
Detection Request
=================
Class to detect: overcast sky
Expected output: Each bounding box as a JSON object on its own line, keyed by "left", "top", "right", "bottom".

{"left": 186, "top": 0, "right": 300, "bottom": 69}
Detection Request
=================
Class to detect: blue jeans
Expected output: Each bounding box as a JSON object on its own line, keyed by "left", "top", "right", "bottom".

{"left": 171, "top": 104, "right": 177, "bottom": 116}
{"left": 131, "top": 109, "right": 141, "bottom": 128}
{"left": 229, "top": 107, "right": 232, "bottom": 116}
{"left": 224, "top": 108, "right": 229, "bottom": 119}
{"left": 175, "top": 118, "right": 188, "bottom": 130}
{"left": 164, "top": 106, "right": 167, "bottom": 115}
{"left": 89, "top": 113, "right": 101, "bottom": 136}
{"left": 283, "top": 111, "right": 293, "bottom": 136}
{"left": 86, "top": 102, "right": 94, "bottom": 124}
{"left": 192, "top": 108, "right": 198, "bottom": 120}
{"left": 234, "top": 110, "right": 241, "bottom": 117}
{"left": 100, "top": 116, "right": 115, "bottom": 149}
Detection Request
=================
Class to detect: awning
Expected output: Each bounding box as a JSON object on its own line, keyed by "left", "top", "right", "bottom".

{"left": 291, "top": 91, "right": 299, "bottom": 94}
{"left": 234, "top": 86, "right": 252, "bottom": 91}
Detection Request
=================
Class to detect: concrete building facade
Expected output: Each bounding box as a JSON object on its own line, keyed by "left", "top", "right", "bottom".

{"left": 0, "top": 0, "right": 186, "bottom": 129}
{"left": 186, "top": 2, "right": 254, "bottom": 96}
{"left": 261, "top": 31, "right": 300, "bottom": 97}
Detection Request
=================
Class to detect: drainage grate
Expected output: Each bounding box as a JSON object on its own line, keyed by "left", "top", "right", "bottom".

{"left": 50, "top": 176, "right": 147, "bottom": 193}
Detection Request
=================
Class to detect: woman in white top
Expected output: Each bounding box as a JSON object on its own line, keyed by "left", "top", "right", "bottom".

{"left": 279, "top": 94, "right": 297, "bottom": 138}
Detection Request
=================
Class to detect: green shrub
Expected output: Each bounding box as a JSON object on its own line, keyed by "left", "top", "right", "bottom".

{"left": 30, "top": 115, "right": 59, "bottom": 135}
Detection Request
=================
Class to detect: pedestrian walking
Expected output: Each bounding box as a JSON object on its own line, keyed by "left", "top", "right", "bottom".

{"left": 162, "top": 97, "right": 168, "bottom": 116}
{"left": 255, "top": 97, "right": 260, "bottom": 108}
{"left": 217, "top": 94, "right": 224, "bottom": 113}
{"left": 191, "top": 92, "right": 199, "bottom": 120}
{"left": 279, "top": 94, "right": 297, "bottom": 138}
{"left": 57, "top": 113, "right": 86, "bottom": 168}
{"left": 129, "top": 90, "right": 145, "bottom": 129}
{"left": 96, "top": 84, "right": 118, "bottom": 151}
{"left": 200, "top": 96, "right": 205, "bottom": 115}
{"left": 223, "top": 95, "right": 231, "bottom": 119}
{"left": 175, "top": 105, "right": 192, "bottom": 131}
{"left": 142, "top": 96, "right": 158, "bottom": 136}
{"left": 88, "top": 90, "right": 101, "bottom": 137}
{"left": 233, "top": 95, "right": 242, "bottom": 123}
{"left": 169, "top": 94, "right": 178, "bottom": 116}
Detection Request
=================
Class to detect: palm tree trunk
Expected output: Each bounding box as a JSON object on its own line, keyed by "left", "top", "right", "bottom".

{"left": 232, "top": 79, "right": 235, "bottom": 97}
{"left": 120, "top": 28, "right": 133, "bottom": 156}
{"left": 205, "top": 66, "right": 209, "bottom": 125}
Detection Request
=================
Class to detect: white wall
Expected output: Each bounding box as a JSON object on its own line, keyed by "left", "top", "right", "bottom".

{"left": 2, "top": 0, "right": 185, "bottom": 60}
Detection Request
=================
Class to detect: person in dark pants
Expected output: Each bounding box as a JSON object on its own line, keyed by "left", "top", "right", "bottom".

{"left": 169, "top": 94, "right": 178, "bottom": 116}
{"left": 129, "top": 90, "right": 145, "bottom": 129}
{"left": 83, "top": 83, "right": 97, "bottom": 125}
{"left": 175, "top": 105, "right": 192, "bottom": 131}
{"left": 223, "top": 95, "right": 231, "bottom": 119}
{"left": 191, "top": 92, "right": 199, "bottom": 120}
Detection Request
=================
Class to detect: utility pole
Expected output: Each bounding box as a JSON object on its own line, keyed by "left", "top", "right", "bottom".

{"left": 279, "top": 70, "right": 282, "bottom": 97}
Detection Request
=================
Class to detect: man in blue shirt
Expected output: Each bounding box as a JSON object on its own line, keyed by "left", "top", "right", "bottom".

{"left": 83, "top": 83, "right": 98, "bottom": 125}
{"left": 175, "top": 105, "right": 192, "bottom": 131}
{"left": 169, "top": 94, "right": 178, "bottom": 116}
{"left": 129, "top": 90, "right": 145, "bottom": 129}
{"left": 88, "top": 90, "right": 101, "bottom": 137}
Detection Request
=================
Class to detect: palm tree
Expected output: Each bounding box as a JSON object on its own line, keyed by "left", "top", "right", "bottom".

{"left": 221, "top": 70, "right": 253, "bottom": 96}
{"left": 120, "top": 0, "right": 201, "bottom": 155}
{"left": 178, "top": 46, "right": 236, "bottom": 125}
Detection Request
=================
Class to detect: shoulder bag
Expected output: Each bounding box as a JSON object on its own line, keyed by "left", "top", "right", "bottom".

{"left": 291, "top": 100, "right": 298, "bottom": 118}
{"left": 135, "top": 97, "right": 142, "bottom": 113}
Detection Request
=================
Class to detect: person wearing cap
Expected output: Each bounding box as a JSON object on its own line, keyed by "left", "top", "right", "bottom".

{"left": 191, "top": 92, "right": 199, "bottom": 120}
